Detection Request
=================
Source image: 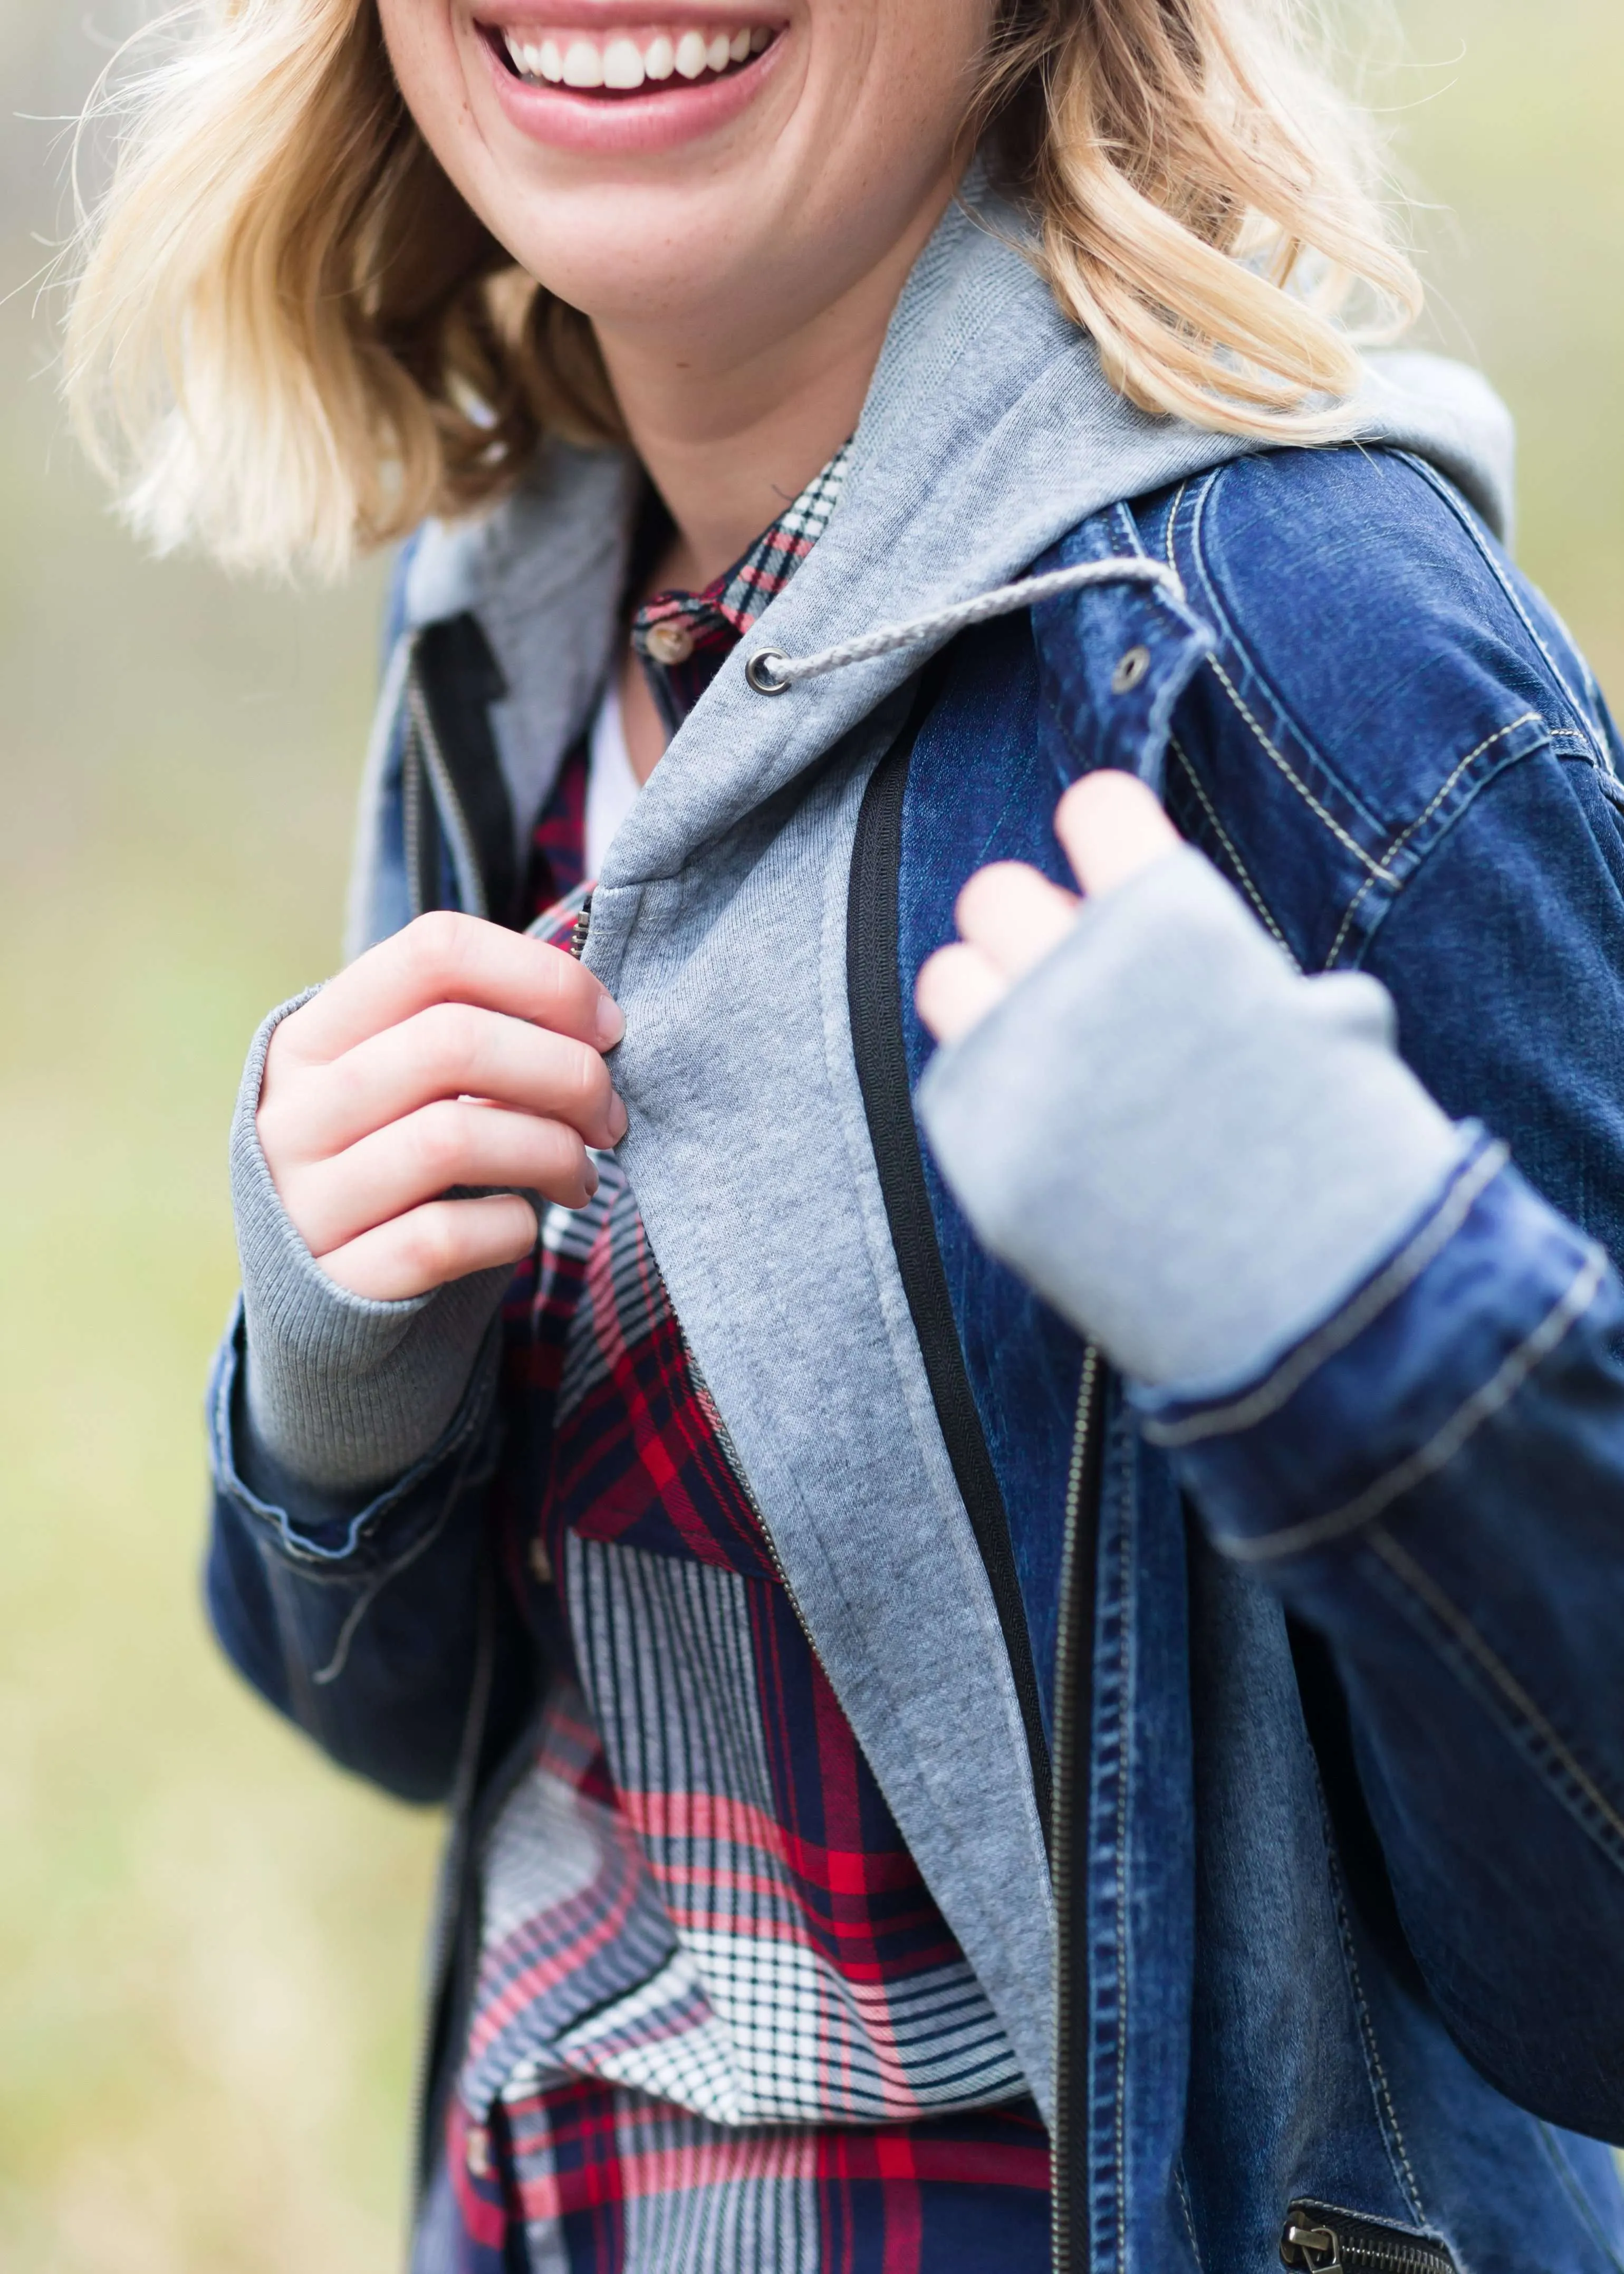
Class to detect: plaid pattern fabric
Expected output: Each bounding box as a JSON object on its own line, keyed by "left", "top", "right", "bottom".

{"left": 630, "top": 446, "right": 850, "bottom": 732}
{"left": 457, "top": 456, "right": 1049, "bottom": 2270}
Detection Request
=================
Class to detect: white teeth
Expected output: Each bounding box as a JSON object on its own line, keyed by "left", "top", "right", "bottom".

{"left": 506, "top": 25, "right": 773, "bottom": 89}
{"left": 673, "top": 30, "right": 708, "bottom": 78}
{"left": 602, "top": 34, "right": 644, "bottom": 85}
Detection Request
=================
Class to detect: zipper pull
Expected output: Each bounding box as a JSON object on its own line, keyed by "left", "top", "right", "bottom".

{"left": 1281, "top": 2203, "right": 1457, "bottom": 2274}
{"left": 1282, "top": 2220, "right": 1340, "bottom": 2271}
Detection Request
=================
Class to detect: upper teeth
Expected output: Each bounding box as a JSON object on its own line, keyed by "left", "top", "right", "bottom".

{"left": 502, "top": 23, "right": 773, "bottom": 88}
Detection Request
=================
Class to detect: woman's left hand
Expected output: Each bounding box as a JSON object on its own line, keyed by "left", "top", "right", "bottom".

{"left": 917, "top": 771, "right": 1180, "bottom": 1045}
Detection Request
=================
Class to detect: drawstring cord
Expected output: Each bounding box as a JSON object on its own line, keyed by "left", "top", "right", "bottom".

{"left": 743, "top": 556, "right": 1186, "bottom": 694}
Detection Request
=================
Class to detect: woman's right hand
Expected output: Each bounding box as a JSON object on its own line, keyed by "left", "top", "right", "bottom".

{"left": 256, "top": 911, "right": 627, "bottom": 1301}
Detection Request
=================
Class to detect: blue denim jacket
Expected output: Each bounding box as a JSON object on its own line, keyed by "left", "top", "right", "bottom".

{"left": 209, "top": 439, "right": 1624, "bottom": 2272}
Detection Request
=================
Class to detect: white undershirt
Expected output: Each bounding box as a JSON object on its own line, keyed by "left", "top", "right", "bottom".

{"left": 584, "top": 674, "right": 642, "bottom": 879}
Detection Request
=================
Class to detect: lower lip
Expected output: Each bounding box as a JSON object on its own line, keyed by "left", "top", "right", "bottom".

{"left": 478, "top": 28, "right": 786, "bottom": 153}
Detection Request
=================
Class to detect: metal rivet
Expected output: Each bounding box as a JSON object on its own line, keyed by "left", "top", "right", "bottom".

{"left": 645, "top": 620, "right": 695, "bottom": 666}
{"left": 745, "top": 648, "right": 791, "bottom": 695}
{"left": 1111, "top": 645, "right": 1151, "bottom": 695}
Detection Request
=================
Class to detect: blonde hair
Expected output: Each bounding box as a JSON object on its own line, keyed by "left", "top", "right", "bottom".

{"left": 64, "top": 0, "right": 1418, "bottom": 578}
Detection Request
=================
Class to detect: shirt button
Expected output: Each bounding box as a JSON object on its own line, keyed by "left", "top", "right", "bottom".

{"left": 466, "top": 2124, "right": 491, "bottom": 2179}
{"left": 646, "top": 620, "right": 695, "bottom": 666}
{"left": 529, "top": 1537, "right": 553, "bottom": 1586}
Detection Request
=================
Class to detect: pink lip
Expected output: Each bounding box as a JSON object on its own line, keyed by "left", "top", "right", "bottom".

{"left": 475, "top": 20, "right": 787, "bottom": 155}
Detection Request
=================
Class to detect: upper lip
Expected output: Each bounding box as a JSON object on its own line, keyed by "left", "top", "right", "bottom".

{"left": 471, "top": 3, "right": 787, "bottom": 27}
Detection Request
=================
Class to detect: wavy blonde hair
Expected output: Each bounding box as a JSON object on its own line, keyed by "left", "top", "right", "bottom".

{"left": 64, "top": 0, "right": 1418, "bottom": 578}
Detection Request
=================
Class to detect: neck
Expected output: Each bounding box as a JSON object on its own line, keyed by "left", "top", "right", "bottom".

{"left": 591, "top": 190, "right": 952, "bottom": 592}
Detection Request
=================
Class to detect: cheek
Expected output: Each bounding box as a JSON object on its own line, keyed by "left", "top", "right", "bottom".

{"left": 374, "top": 0, "right": 474, "bottom": 191}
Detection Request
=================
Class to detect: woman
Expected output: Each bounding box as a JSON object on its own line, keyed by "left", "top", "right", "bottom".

{"left": 68, "top": 0, "right": 1624, "bottom": 2267}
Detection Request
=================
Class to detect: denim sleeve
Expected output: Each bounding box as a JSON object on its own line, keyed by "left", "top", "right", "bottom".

{"left": 204, "top": 1300, "right": 532, "bottom": 1804}
{"left": 1140, "top": 1140, "right": 1624, "bottom": 2143}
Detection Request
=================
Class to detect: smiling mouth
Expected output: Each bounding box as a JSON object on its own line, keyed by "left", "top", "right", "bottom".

{"left": 483, "top": 21, "right": 782, "bottom": 95}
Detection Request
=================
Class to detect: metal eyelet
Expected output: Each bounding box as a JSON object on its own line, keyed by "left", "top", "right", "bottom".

{"left": 1111, "top": 645, "right": 1152, "bottom": 695}
{"left": 745, "top": 648, "right": 791, "bottom": 695}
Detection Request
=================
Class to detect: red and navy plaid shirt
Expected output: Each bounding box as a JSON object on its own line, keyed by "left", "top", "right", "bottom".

{"left": 443, "top": 453, "right": 1051, "bottom": 2273}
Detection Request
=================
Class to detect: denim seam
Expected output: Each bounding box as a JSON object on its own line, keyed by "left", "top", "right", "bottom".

{"left": 1315, "top": 1780, "right": 1427, "bottom": 2223}
{"left": 1203, "top": 653, "right": 1397, "bottom": 884}
{"left": 1367, "top": 1525, "right": 1624, "bottom": 1869}
{"left": 1211, "top": 1243, "right": 1606, "bottom": 1564}
{"left": 311, "top": 1480, "right": 469, "bottom": 1687}
{"left": 1535, "top": 2124, "right": 1624, "bottom": 2273}
{"left": 1323, "top": 874, "right": 1380, "bottom": 971}
{"left": 1378, "top": 713, "right": 1542, "bottom": 866}
{"left": 1167, "top": 731, "right": 1298, "bottom": 962}
{"left": 1173, "top": 2163, "right": 1204, "bottom": 2269}
{"left": 1396, "top": 453, "right": 1603, "bottom": 761}
{"left": 1147, "top": 1142, "right": 1506, "bottom": 1450}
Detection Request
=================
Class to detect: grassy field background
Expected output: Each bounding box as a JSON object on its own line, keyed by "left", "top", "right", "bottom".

{"left": 1, "top": 2, "right": 1621, "bottom": 2267}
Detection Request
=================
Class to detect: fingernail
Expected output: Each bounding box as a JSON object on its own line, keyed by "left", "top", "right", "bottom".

{"left": 584, "top": 1157, "right": 600, "bottom": 1198}
{"left": 595, "top": 995, "right": 624, "bottom": 1049}
{"left": 609, "top": 1092, "right": 629, "bottom": 1143}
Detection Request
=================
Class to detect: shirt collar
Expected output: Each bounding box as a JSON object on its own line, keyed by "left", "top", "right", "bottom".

{"left": 630, "top": 443, "right": 851, "bottom": 734}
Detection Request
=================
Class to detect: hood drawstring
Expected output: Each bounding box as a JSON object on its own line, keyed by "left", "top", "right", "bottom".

{"left": 743, "top": 556, "right": 1185, "bottom": 695}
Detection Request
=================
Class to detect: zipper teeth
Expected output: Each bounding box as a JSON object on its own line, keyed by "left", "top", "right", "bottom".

{"left": 1051, "top": 1342, "right": 1100, "bottom": 2274}
{"left": 679, "top": 1328, "right": 835, "bottom": 1680}
{"left": 569, "top": 893, "right": 594, "bottom": 960}
{"left": 407, "top": 653, "right": 488, "bottom": 921}
{"left": 1284, "top": 2208, "right": 1457, "bottom": 2274}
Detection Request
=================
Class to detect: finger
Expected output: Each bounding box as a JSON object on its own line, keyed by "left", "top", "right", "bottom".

{"left": 289, "top": 1101, "right": 596, "bottom": 1255}
{"left": 1054, "top": 771, "right": 1180, "bottom": 898}
{"left": 277, "top": 911, "right": 623, "bottom": 1068}
{"left": 916, "top": 942, "right": 1012, "bottom": 1044}
{"left": 264, "top": 1001, "right": 627, "bottom": 1163}
{"left": 316, "top": 1194, "right": 541, "bottom": 1302}
{"left": 954, "top": 862, "right": 1081, "bottom": 981}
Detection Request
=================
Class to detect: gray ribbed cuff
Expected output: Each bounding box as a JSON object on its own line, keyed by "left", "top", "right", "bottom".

{"left": 232, "top": 994, "right": 518, "bottom": 1492}
{"left": 917, "top": 848, "right": 1466, "bottom": 1393}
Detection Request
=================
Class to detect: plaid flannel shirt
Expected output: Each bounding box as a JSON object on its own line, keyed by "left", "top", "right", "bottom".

{"left": 443, "top": 451, "right": 1051, "bottom": 2273}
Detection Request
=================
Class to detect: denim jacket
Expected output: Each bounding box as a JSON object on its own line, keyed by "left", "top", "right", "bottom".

{"left": 207, "top": 197, "right": 1624, "bottom": 2274}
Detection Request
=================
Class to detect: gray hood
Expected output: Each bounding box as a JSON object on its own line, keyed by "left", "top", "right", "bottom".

{"left": 359, "top": 193, "right": 1516, "bottom": 2119}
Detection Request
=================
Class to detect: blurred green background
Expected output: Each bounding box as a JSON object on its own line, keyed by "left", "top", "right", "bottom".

{"left": 1, "top": 2, "right": 1620, "bottom": 2267}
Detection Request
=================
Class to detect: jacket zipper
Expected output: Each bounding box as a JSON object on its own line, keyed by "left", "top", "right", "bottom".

{"left": 404, "top": 642, "right": 490, "bottom": 922}
{"left": 846, "top": 688, "right": 1054, "bottom": 1838}
{"left": 1051, "top": 1344, "right": 1104, "bottom": 2274}
{"left": 1281, "top": 2203, "right": 1458, "bottom": 2274}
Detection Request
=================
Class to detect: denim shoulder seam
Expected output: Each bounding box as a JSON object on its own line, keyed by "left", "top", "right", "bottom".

{"left": 1147, "top": 1143, "right": 1506, "bottom": 1450}
{"left": 1394, "top": 452, "right": 1604, "bottom": 763}
{"left": 1367, "top": 1526, "right": 1624, "bottom": 1873}
{"left": 1214, "top": 1244, "right": 1606, "bottom": 1566}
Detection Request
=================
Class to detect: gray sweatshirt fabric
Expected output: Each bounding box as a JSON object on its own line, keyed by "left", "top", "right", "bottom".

{"left": 915, "top": 849, "right": 1466, "bottom": 1395}
{"left": 227, "top": 188, "right": 1516, "bottom": 2115}
{"left": 232, "top": 995, "right": 514, "bottom": 1492}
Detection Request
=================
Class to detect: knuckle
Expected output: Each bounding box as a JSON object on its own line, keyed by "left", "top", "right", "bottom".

{"left": 410, "top": 1102, "right": 467, "bottom": 1185}
{"left": 401, "top": 908, "right": 466, "bottom": 986}
{"left": 400, "top": 1208, "right": 456, "bottom": 1284}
